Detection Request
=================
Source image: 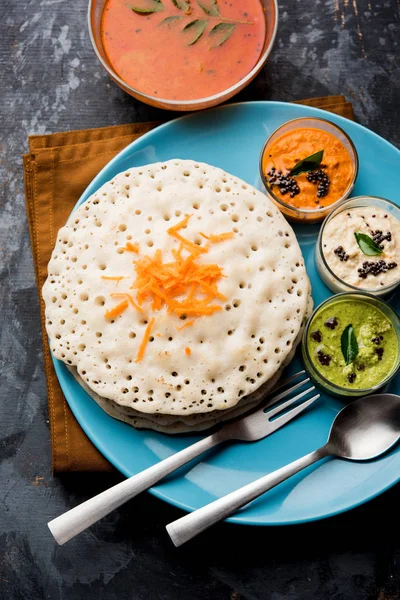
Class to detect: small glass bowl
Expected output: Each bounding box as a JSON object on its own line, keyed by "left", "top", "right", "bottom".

{"left": 316, "top": 196, "right": 400, "bottom": 297}
{"left": 88, "top": 0, "right": 278, "bottom": 111}
{"left": 302, "top": 292, "right": 400, "bottom": 398}
{"left": 259, "top": 117, "right": 359, "bottom": 223}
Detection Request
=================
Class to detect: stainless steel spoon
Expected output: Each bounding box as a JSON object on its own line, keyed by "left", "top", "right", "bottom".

{"left": 166, "top": 393, "right": 400, "bottom": 547}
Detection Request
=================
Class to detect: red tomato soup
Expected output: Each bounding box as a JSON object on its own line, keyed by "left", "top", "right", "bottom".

{"left": 101, "top": 0, "right": 266, "bottom": 101}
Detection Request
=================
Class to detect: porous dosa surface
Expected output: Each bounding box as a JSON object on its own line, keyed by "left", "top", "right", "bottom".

{"left": 67, "top": 365, "right": 282, "bottom": 434}
{"left": 43, "top": 159, "right": 310, "bottom": 416}
{"left": 66, "top": 291, "right": 312, "bottom": 433}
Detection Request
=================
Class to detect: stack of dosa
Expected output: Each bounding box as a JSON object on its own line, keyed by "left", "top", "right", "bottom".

{"left": 43, "top": 160, "right": 312, "bottom": 433}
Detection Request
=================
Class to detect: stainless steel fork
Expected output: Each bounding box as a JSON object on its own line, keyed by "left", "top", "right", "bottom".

{"left": 48, "top": 371, "right": 319, "bottom": 545}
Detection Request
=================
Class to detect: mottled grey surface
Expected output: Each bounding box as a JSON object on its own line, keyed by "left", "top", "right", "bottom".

{"left": 1, "top": 0, "right": 400, "bottom": 598}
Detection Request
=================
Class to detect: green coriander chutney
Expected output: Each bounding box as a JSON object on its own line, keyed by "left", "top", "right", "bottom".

{"left": 307, "top": 299, "right": 398, "bottom": 389}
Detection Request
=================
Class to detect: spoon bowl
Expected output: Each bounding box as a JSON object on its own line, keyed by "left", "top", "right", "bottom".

{"left": 327, "top": 394, "right": 400, "bottom": 460}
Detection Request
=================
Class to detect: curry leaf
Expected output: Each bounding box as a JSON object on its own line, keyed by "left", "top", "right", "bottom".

{"left": 289, "top": 150, "right": 324, "bottom": 176}
{"left": 209, "top": 22, "right": 235, "bottom": 46}
{"left": 197, "top": 0, "right": 219, "bottom": 16}
{"left": 159, "top": 15, "right": 183, "bottom": 26}
{"left": 182, "top": 19, "right": 208, "bottom": 45}
{"left": 172, "top": 0, "right": 191, "bottom": 10}
{"left": 341, "top": 324, "right": 359, "bottom": 365}
{"left": 132, "top": 0, "right": 164, "bottom": 14}
{"left": 354, "top": 232, "right": 384, "bottom": 256}
{"left": 132, "top": 0, "right": 248, "bottom": 47}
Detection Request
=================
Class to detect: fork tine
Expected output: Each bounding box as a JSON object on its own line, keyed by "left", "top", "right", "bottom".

{"left": 263, "top": 377, "right": 311, "bottom": 410}
{"left": 267, "top": 393, "right": 320, "bottom": 433}
{"left": 268, "top": 370, "right": 306, "bottom": 395}
{"left": 265, "top": 385, "right": 316, "bottom": 418}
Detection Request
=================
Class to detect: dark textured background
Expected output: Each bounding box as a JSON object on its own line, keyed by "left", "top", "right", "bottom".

{"left": 1, "top": 0, "right": 400, "bottom": 598}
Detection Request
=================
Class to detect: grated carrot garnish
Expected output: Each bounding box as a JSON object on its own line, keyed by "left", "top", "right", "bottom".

{"left": 151, "top": 295, "right": 162, "bottom": 311}
{"left": 110, "top": 293, "right": 143, "bottom": 312}
{"left": 200, "top": 231, "right": 234, "bottom": 243}
{"left": 135, "top": 318, "right": 155, "bottom": 362}
{"left": 168, "top": 299, "right": 222, "bottom": 316}
{"left": 185, "top": 347, "right": 191, "bottom": 356}
{"left": 166, "top": 214, "right": 191, "bottom": 234}
{"left": 104, "top": 299, "right": 129, "bottom": 319}
{"left": 176, "top": 319, "right": 195, "bottom": 330}
{"left": 167, "top": 214, "right": 207, "bottom": 255}
{"left": 125, "top": 293, "right": 143, "bottom": 312}
{"left": 199, "top": 281, "right": 227, "bottom": 301}
{"left": 123, "top": 242, "right": 139, "bottom": 253}
{"left": 103, "top": 215, "right": 235, "bottom": 344}
{"left": 187, "top": 284, "right": 197, "bottom": 302}
{"left": 209, "top": 232, "right": 234, "bottom": 243}
{"left": 170, "top": 231, "right": 207, "bottom": 254}
{"left": 101, "top": 276, "right": 125, "bottom": 281}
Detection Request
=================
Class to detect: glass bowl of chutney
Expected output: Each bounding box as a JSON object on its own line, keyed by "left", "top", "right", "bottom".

{"left": 88, "top": 0, "right": 278, "bottom": 111}
{"left": 260, "top": 117, "right": 359, "bottom": 223}
{"left": 302, "top": 292, "right": 400, "bottom": 398}
{"left": 316, "top": 196, "right": 400, "bottom": 297}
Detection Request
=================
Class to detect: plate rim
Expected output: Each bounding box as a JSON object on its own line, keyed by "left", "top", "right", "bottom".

{"left": 53, "top": 100, "right": 400, "bottom": 526}
{"left": 75, "top": 100, "right": 400, "bottom": 211}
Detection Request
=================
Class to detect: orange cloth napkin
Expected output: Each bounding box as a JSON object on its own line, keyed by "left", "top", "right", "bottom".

{"left": 23, "top": 96, "right": 354, "bottom": 473}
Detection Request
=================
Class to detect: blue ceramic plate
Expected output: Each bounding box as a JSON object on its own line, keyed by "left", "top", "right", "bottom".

{"left": 53, "top": 102, "right": 400, "bottom": 525}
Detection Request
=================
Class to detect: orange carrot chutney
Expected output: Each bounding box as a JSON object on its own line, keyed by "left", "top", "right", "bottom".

{"left": 101, "top": 0, "right": 266, "bottom": 101}
{"left": 262, "top": 128, "right": 356, "bottom": 215}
